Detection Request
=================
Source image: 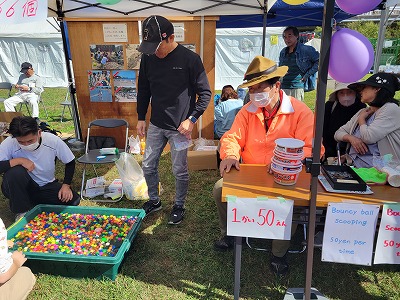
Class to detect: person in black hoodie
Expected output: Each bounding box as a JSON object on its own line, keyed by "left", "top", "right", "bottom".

{"left": 323, "top": 81, "right": 366, "bottom": 161}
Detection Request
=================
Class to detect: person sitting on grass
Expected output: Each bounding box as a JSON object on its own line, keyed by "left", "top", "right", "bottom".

{"left": 0, "top": 217, "right": 36, "bottom": 300}
{"left": 0, "top": 116, "right": 80, "bottom": 221}
{"left": 213, "top": 55, "right": 323, "bottom": 276}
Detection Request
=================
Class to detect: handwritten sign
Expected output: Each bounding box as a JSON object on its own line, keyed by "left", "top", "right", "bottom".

{"left": 227, "top": 197, "right": 293, "bottom": 239}
{"left": 0, "top": 0, "right": 47, "bottom": 24}
{"left": 374, "top": 203, "right": 400, "bottom": 264}
{"left": 103, "top": 24, "right": 128, "bottom": 43}
{"left": 322, "top": 203, "right": 379, "bottom": 266}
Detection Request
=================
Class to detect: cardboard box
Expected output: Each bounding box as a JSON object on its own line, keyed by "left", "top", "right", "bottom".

{"left": 187, "top": 140, "right": 219, "bottom": 171}
{"left": 0, "top": 112, "right": 23, "bottom": 143}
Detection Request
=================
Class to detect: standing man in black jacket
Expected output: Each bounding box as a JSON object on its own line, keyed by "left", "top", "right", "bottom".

{"left": 136, "top": 15, "right": 211, "bottom": 225}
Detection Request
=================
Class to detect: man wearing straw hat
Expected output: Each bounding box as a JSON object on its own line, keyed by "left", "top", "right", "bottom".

{"left": 213, "top": 55, "right": 323, "bottom": 276}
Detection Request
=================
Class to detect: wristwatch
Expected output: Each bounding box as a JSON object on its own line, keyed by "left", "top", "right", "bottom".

{"left": 188, "top": 116, "right": 197, "bottom": 124}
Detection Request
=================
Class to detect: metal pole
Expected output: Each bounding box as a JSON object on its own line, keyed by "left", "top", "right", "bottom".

{"left": 262, "top": 0, "right": 268, "bottom": 56}
{"left": 304, "top": 0, "right": 334, "bottom": 299}
{"left": 374, "top": 3, "right": 389, "bottom": 73}
{"left": 57, "top": 0, "right": 82, "bottom": 141}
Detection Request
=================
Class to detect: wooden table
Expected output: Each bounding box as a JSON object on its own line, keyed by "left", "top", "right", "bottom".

{"left": 222, "top": 164, "right": 399, "bottom": 206}
{"left": 222, "top": 164, "right": 400, "bottom": 300}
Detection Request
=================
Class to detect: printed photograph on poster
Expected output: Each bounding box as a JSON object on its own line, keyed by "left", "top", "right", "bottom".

{"left": 126, "top": 44, "right": 141, "bottom": 69}
{"left": 88, "top": 70, "right": 112, "bottom": 102}
{"left": 112, "top": 70, "right": 137, "bottom": 102}
{"left": 182, "top": 44, "right": 196, "bottom": 53}
{"left": 90, "top": 44, "right": 124, "bottom": 70}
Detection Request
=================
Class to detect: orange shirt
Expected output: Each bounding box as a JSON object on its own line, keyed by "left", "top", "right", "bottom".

{"left": 219, "top": 91, "right": 324, "bottom": 164}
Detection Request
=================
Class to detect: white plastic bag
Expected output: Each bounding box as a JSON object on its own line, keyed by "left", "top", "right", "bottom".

{"left": 128, "top": 135, "right": 140, "bottom": 154}
{"left": 115, "top": 152, "right": 148, "bottom": 200}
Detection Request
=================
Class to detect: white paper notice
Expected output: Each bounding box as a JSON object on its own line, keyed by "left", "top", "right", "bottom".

{"left": 374, "top": 203, "right": 400, "bottom": 264}
{"left": 227, "top": 197, "right": 293, "bottom": 239}
{"left": 173, "top": 23, "right": 185, "bottom": 42}
{"left": 322, "top": 203, "right": 379, "bottom": 266}
{"left": 103, "top": 24, "right": 128, "bottom": 42}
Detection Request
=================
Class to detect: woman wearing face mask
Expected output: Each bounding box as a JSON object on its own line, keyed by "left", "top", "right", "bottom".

{"left": 335, "top": 73, "right": 400, "bottom": 168}
{"left": 322, "top": 81, "right": 366, "bottom": 161}
{"left": 212, "top": 56, "right": 324, "bottom": 276}
{"left": 0, "top": 116, "right": 80, "bottom": 221}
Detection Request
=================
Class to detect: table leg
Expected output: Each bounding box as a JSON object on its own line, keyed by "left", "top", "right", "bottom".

{"left": 234, "top": 236, "right": 242, "bottom": 300}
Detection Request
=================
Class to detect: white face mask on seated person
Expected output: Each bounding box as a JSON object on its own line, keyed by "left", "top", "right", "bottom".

{"left": 249, "top": 87, "right": 276, "bottom": 108}
{"left": 337, "top": 89, "right": 356, "bottom": 107}
{"left": 17, "top": 132, "right": 41, "bottom": 151}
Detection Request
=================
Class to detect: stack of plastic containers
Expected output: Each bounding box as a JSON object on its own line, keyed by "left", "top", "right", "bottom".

{"left": 271, "top": 138, "right": 305, "bottom": 185}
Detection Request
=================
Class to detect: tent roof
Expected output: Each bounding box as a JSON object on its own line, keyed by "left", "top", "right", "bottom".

{"left": 0, "top": 18, "right": 61, "bottom": 38}
{"left": 48, "top": 0, "right": 274, "bottom": 19}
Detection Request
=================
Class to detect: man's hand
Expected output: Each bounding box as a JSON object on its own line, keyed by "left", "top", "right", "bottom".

{"left": 10, "top": 157, "right": 34, "bottom": 171}
{"left": 177, "top": 119, "right": 194, "bottom": 138}
{"left": 136, "top": 120, "right": 146, "bottom": 137}
{"left": 58, "top": 184, "right": 73, "bottom": 203}
{"left": 219, "top": 158, "right": 240, "bottom": 177}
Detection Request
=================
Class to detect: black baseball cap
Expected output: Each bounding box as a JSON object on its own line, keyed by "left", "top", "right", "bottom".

{"left": 138, "top": 15, "right": 174, "bottom": 55}
{"left": 20, "top": 62, "right": 32, "bottom": 72}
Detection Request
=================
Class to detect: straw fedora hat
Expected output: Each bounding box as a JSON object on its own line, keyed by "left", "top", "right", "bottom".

{"left": 239, "top": 56, "right": 288, "bottom": 88}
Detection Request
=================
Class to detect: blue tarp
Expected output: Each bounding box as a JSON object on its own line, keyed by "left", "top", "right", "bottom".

{"left": 217, "top": 0, "right": 359, "bottom": 28}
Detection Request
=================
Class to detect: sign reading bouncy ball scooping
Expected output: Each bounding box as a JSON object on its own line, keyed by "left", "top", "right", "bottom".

{"left": 322, "top": 202, "right": 379, "bottom": 266}
{"left": 328, "top": 28, "right": 374, "bottom": 83}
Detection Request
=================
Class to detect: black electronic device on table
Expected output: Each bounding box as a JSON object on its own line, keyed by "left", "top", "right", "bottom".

{"left": 321, "top": 165, "right": 367, "bottom": 192}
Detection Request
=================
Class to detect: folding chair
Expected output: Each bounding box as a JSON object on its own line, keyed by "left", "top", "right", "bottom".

{"left": 18, "top": 91, "right": 48, "bottom": 119}
{"left": 0, "top": 82, "right": 12, "bottom": 110}
{"left": 77, "top": 118, "right": 129, "bottom": 202}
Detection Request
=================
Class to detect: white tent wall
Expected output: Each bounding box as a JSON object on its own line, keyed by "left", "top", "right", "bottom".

{"left": 215, "top": 27, "right": 285, "bottom": 90}
{"left": 0, "top": 18, "right": 68, "bottom": 87}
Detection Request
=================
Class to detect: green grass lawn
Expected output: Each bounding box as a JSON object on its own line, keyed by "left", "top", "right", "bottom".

{"left": 1, "top": 87, "right": 400, "bottom": 300}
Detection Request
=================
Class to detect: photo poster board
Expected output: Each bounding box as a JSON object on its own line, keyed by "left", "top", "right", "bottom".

{"left": 374, "top": 203, "right": 400, "bottom": 264}
{"left": 322, "top": 202, "right": 380, "bottom": 266}
{"left": 90, "top": 44, "right": 124, "bottom": 70}
{"left": 126, "top": 44, "right": 141, "bottom": 70}
{"left": 88, "top": 70, "right": 112, "bottom": 103}
{"left": 227, "top": 196, "right": 293, "bottom": 239}
{"left": 112, "top": 70, "right": 137, "bottom": 103}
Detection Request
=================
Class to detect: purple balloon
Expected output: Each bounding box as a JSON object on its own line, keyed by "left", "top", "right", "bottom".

{"left": 328, "top": 28, "right": 374, "bottom": 83}
{"left": 336, "top": 0, "right": 381, "bottom": 15}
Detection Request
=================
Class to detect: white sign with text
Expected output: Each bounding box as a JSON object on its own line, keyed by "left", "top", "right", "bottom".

{"left": 103, "top": 24, "right": 128, "bottom": 42}
{"left": 227, "top": 197, "right": 293, "bottom": 239}
{"left": 173, "top": 23, "right": 185, "bottom": 42}
{"left": 322, "top": 202, "right": 379, "bottom": 266}
{"left": 0, "top": 0, "right": 47, "bottom": 24}
{"left": 374, "top": 203, "right": 400, "bottom": 264}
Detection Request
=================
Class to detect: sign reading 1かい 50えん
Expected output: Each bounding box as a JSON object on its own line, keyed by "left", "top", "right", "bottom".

{"left": 227, "top": 197, "right": 294, "bottom": 240}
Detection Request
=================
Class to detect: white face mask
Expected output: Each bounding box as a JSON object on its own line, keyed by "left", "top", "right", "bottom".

{"left": 19, "top": 140, "right": 40, "bottom": 151}
{"left": 338, "top": 95, "right": 356, "bottom": 107}
{"left": 249, "top": 89, "right": 275, "bottom": 108}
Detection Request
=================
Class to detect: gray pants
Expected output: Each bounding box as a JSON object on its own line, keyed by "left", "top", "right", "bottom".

{"left": 282, "top": 88, "right": 304, "bottom": 101}
{"left": 142, "top": 123, "right": 189, "bottom": 206}
{"left": 213, "top": 178, "right": 297, "bottom": 257}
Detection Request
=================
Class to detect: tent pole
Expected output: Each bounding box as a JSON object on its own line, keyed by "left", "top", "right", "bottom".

{"left": 262, "top": 0, "right": 268, "bottom": 56}
{"left": 57, "top": 0, "right": 82, "bottom": 141}
{"left": 304, "top": 0, "right": 334, "bottom": 299}
{"left": 374, "top": 3, "right": 389, "bottom": 73}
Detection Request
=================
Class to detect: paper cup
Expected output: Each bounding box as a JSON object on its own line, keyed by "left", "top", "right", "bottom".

{"left": 272, "top": 168, "right": 301, "bottom": 186}
{"left": 275, "top": 138, "right": 305, "bottom": 154}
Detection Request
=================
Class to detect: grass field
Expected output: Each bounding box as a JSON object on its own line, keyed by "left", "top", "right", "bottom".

{"left": 1, "top": 86, "right": 400, "bottom": 300}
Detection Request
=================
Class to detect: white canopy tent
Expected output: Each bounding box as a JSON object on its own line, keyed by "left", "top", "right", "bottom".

{"left": 0, "top": 17, "right": 68, "bottom": 87}
{"left": 215, "top": 27, "right": 286, "bottom": 90}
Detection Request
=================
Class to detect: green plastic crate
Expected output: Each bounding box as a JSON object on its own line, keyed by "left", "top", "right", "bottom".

{"left": 7, "top": 205, "right": 145, "bottom": 280}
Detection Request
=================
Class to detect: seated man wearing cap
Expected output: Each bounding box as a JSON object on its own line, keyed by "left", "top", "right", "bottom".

{"left": 4, "top": 62, "right": 43, "bottom": 121}
{"left": 213, "top": 55, "right": 323, "bottom": 276}
{"left": 136, "top": 15, "right": 211, "bottom": 225}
